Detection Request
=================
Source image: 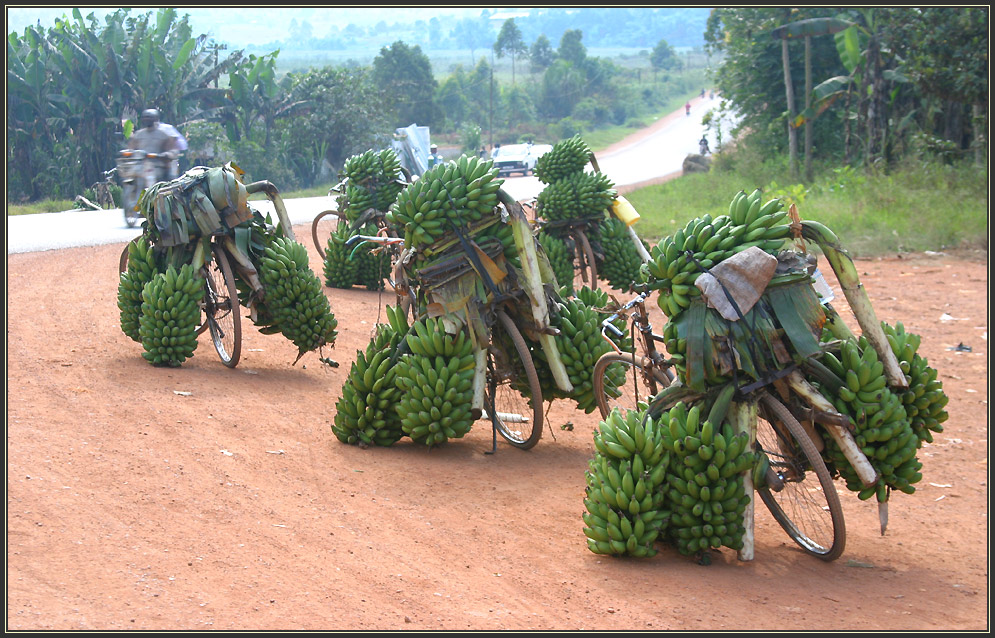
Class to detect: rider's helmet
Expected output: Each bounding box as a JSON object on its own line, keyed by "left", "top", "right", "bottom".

{"left": 140, "top": 109, "right": 161, "bottom": 128}
{"left": 430, "top": 144, "right": 438, "bottom": 152}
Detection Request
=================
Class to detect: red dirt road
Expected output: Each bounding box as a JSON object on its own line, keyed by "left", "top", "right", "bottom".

{"left": 5, "top": 233, "right": 988, "bottom": 630}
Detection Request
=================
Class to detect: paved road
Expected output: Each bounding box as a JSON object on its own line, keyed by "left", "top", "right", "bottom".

{"left": 7, "top": 96, "right": 733, "bottom": 255}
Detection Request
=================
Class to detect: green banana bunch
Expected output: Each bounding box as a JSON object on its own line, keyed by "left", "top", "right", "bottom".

{"left": 118, "top": 236, "right": 161, "bottom": 342}
{"left": 639, "top": 190, "right": 790, "bottom": 318}
{"left": 338, "top": 149, "right": 406, "bottom": 223}
{"left": 531, "top": 296, "right": 620, "bottom": 412}
{"left": 593, "top": 216, "right": 643, "bottom": 292}
{"left": 535, "top": 171, "right": 616, "bottom": 223}
{"left": 258, "top": 237, "right": 339, "bottom": 359}
{"left": 817, "top": 335, "right": 922, "bottom": 503}
{"left": 322, "top": 223, "right": 361, "bottom": 289}
{"left": 583, "top": 407, "right": 671, "bottom": 557}
{"left": 881, "top": 321, "right": 949, "bottom": 446}
{"left": 386, "top": 155, "right": 503, "bottom": 250}
{"left": 394, "top": 316, "right": 477, "bottom": 448}
{"left": 657, "top": 400, "right": 754, "bottom": 556}
{"left": 137, "top": 263, "right": 204, "bottom": 367}
{"left": 534, "top": 135, "right": 592, "bottom": 185}
{"left": 332, "top": 305, "right": 408, "bottom": 447}
{"left": 537, "top": 230, "right": 575, "bottom": 295}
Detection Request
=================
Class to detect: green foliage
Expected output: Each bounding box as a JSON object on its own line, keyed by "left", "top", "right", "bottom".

{"left": 625, "top": 144, "right": 987, "bottom": 257}
{"left": 373, "top": 41, "right": 438, "bottom": 128}
{"left": 650, "top": 39, "right": 679, "bottom": 71}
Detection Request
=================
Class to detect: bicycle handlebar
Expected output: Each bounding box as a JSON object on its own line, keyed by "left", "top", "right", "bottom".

{"left": 345, "top": 234, "right": 404, "bottom": 246}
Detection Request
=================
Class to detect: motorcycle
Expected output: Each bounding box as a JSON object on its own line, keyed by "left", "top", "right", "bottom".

{"left": 115, "top": 149, "right": 176, "bottom": 227}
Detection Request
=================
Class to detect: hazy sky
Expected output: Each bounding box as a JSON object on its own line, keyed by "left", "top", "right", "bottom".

{"left": 6, "top": 6, "right": 491, "bottom": 45}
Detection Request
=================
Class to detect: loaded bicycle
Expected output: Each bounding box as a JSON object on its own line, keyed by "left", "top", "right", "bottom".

{"left": 118, "top": 170, "right": 299, "bottom": 369}
{"left": 586, "top": 193, "right": 927, "bottom": 562}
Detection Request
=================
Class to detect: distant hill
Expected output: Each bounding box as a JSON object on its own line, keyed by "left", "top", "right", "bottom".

{"left": 8, "top": 7, "right": 711, "bottom": 53}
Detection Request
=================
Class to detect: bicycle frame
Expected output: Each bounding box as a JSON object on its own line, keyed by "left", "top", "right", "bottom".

{"left": 599, "top": 291, "right": 671, "bottom": 373}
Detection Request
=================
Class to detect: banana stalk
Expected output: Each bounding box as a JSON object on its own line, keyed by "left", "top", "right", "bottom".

{"left": 222, "top": 236, "right": 264, "bottom": 295}
{"left": 800, "top": 220, "right": 907, "bottom": 389}
{"left": 727, "top": 400, "right": 757, "bottom": 562}
{"left": 785, "top": 370, "right": 878, "bottom": 487}
{"left": 501, "top": 189, "right": 572, "bottom": 394}
{"left": 627, "top": 225, "right": 652, "bottom": 263}
{"left": 246, "top": 180, "right": 296, "bottom": 242}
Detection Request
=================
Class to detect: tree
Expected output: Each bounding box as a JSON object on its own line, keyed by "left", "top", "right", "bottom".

{"left": 557, "top": 29, "right": 587, "bottom": 66}
{"left": 6, "top": 7, "right": 239, "bottom": 201}
{"left": 771, "top": 16, "right": 852, "bottom": 181}
{"left": 373, "top": 41, "right": 439, "bottom": 127}
{"left": 452, "top": 16, "right": 492, "bottom": 63}
{"left": 529, "top": 34, "right": 555, "bottom": 73}
{"left": 281, "top": 66, "right": 392, "bottom": 186}
{"left": 494, "top": 18, "right": 527, "bottom": 84}
{"left": 650, "top": 38, "right": 679, "bottom": 71}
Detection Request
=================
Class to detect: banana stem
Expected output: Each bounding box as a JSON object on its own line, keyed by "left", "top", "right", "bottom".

{"left": 222, "top": 236, "right": 265, "bottom": 295}
{"left": 627, "top": 225, "right": 652, "bottom": 263}
{"left": 878, "top": 501, "right": 889, "bottom": 536}
{"left": 801, "top": 221, "right": 907, "bottom": 389}
{"left": 728, "top": 400, "right": 757, "bottom": 562}
{"left": 501, "top": 190, "right": 572, "bottom": 394}
{"left": 246, "top": 180, "right": 296, "bottom": 242}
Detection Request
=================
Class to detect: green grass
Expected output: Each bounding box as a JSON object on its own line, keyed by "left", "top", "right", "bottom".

{"left": 8, "top": 199, "right": 79, "bottom": 216}
{"left": 623, "top": 158, "right": 989, "bottom": 258}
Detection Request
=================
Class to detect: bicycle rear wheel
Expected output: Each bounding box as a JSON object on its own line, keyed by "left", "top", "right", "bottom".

{"left": 486, "top": 309, "right": 543, "bottom": 449}
{"left": 755, "top": 393, "right": 846, "bottom": 561}
{"left": 203, "top": 245, "right": 242, "bottom": 368}
{"left": 311, "top": 210, "right": 341, "bottom": 260}
{"left": 592, "top": 352, "right": 673, "bottom": 420}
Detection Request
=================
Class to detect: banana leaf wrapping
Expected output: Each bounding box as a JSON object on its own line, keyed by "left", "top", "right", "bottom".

{"left": 138, "top": 164, "right": 252, "bottom": 247}
{"left": 674, "top": 275, "right": 827, "bottom": 393}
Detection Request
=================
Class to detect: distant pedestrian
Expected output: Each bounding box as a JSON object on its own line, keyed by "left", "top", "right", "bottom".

{"left": 699, "top": 136, "right": 710, "bottom": 156}
{"left": 491, "top": 143, "right": 502, "bottom": 159}
{"left": 479, "top": 146, "right": 487, "bottom": 159}
{"left": 685, "top": 102, "right": 691, "bottom": 117}
{"left": 700, "top": 88, "right": 705, "bottom": 99}
{"left": 427, "top": 144, "right": 443, "bottom": 169}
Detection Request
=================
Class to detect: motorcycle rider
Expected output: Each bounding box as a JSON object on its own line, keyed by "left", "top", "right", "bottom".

{"left": 127, "top": 108, "right": 179, "bottom": 183}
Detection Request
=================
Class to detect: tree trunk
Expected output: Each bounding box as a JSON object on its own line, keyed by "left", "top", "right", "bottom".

{"left": 781, "top": 38, "right": 798, "bottom": 179}
{"left": 804, "top": 35, "right": 813, "bottom": 183}
{"left": 973, "top": 103, "right": 986, "bottom": 167}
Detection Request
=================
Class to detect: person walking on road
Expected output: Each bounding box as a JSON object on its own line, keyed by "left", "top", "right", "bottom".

{"left": 427, "top": 144, "right": 443, "bottom": 169}
{"left": 699, "top": 135, "right": 710, "bottom": 156}
{"left": 685, "top": 101, "right": 691, "bottom": 117}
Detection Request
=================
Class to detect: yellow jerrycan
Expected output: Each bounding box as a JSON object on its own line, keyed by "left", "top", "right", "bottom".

{"left": 611, "top": 194, "right": 641, "bottom": 226}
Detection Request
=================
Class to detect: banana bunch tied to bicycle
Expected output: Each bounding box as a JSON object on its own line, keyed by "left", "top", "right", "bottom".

{"left": 583, "top": 407, "right": 671, "bottom": 557}
{"left": 255, "top": 235, "right": 339, "bottom": 361}
{"left": 812, "top": 322, "right": 947, "bottom": 504}
{"left": 640, "top": 188, "right": 791, "bottom": 319}
{"left": 332, "top": 304, "right": 408, "bottom": 447}
{"left": 323, "top": 149, "right": 405, "bottom": 290}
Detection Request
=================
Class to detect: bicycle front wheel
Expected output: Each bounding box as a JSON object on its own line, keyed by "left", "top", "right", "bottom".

{"left": 122, "top": 183, "right": 141, "bottom": 228}
{"left": 755, "top": 393, "right": 846, "bottom": 561}
{"left": 486, "top": 309, "right": 543, "bottom": 449}
{"left": 593, "top": 352, "right": 673, "bottom": 420}
{"left": 203, "top": 245, "right": 242, "bottom": 368}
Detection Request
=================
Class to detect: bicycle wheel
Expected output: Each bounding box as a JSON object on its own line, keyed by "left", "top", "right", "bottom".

{"left": 486, "top": 309, "right": 543, "bottom": 449}
{"left": 203, "top": 245, "right": 242, "bottom": 368}
{"left": 592, "top": 352, "right": 674, "bottom": 420}
{"left": 755, "top": 393, "right": 846, "bottom": 561}
{"left": 311, "top": 210, "right": 341, "bottom": 260}
{"left": 122, "top": 182, "right": 141, "bottom": 228}
{"left": 574, "top": 229, "right": 598, "bottom": 291}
